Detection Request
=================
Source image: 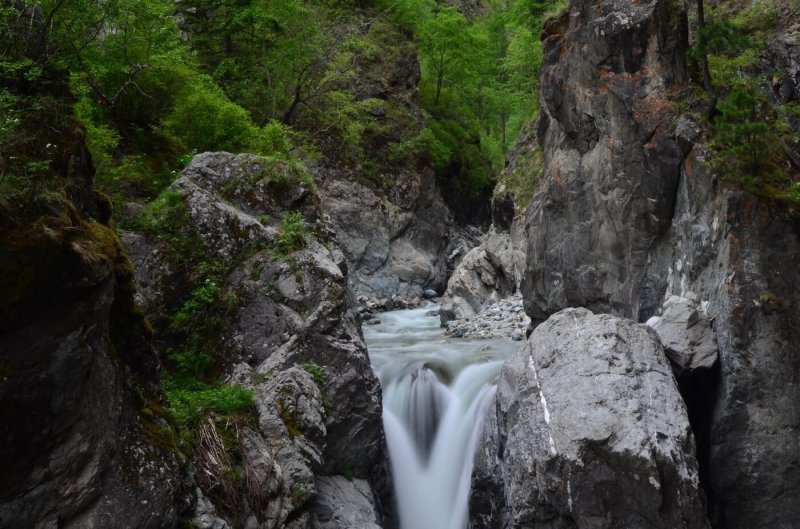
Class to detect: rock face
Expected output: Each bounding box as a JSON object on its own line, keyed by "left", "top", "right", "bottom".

{"left": 646, "top": 295, "right": 718, "bottom": 375}
{"left": 440, "top": 228, "right": 525, "bottom": 323}
{"left": 126, "top": 152, "right": 387, "bottom": 529}
{"left": 643, "top": 149, "right": 800, "bottom": 529}
{"left": 0, "top": 129, "right": 182, "bottom": 528}
{"left": 471, "top": 308, "right": 709, "bottom": 529}
{"left": 515, "top": 0, "right": 800, "bottom": 526}
{"left": 523, "top": 0, "right": 687, "bottom": 323}
{"left": 318, "top": 170, "right": 455, "bottom": 301}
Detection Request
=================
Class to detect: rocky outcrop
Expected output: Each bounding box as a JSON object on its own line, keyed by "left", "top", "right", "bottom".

{"left": 126, "top": 153, "right": 387, "bottom": 528}
{"left": 0, "top": 127, "right": 183, "bottom": 528}
{"left": 643, "top": 147, "right": 800, "bottom": 529}
{"left": 522, "top": 0, "right": 687, "bottom": 323}
{"left": 318, "top": 169, "right": 455, "bottom": 301}
{"left": 440, "top": 228, "right": 525, "bottom": 323}
{"left": 471, "top": 308, "right": 709, "bottom": 529}
{"left": 514, "top": 0, "right": 800, "bottom": 526}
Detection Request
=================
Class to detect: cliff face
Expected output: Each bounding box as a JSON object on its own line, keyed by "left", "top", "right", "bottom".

{"left": 510, "top": 0, "right": 800, "bottom": 527}
{"left": 645, "top": 148, "right": 800, "bottom": 529}
{"left": 0, "top": 121, "right": 183, "bottom": 528}
{"left": 523, "top": 0, "right": 687, "bottom": 323}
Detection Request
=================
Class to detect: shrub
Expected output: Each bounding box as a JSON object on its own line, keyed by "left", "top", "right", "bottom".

{"left": 277, "top": 211, "right": 307, "bottom": 252}
{"left": 167, "top": 384, "right": 253, "bottom": 429}
{"left": 301, "top": 362, "right": 326, "bottom": 386}
{"left": 165, "top": 76, "right": 264, "bottom": 154}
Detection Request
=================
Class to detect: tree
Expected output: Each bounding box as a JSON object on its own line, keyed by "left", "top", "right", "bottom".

{"left": 712, "top": 85, "right": 784, "bottom": 185}
{"left": 419, "top": 7, "right": 472, "bottom": 105}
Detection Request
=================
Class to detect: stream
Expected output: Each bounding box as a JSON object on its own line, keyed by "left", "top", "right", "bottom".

{"left": 363, "top": 305, "right": 519, "bottom": 529}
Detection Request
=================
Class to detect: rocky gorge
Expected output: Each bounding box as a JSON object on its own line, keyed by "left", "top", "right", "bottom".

{"left": 2, "top": 0, "right": 800, "bottom": 528}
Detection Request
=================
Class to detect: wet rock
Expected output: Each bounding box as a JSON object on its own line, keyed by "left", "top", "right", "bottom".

{"left": 472, "top": 308, "right": 709, "bottom": 529}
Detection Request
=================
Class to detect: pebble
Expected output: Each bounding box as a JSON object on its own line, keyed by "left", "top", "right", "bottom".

{"left": 443, "top": 293, "right": 530, "bottom": 341}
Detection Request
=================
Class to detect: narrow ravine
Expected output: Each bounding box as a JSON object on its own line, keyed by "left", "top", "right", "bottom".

{"left": 363, "top": 306, "right": 519, "bottom": 529}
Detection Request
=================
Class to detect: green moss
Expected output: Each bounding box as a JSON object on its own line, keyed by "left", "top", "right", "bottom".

{"left": 290, "top": 485, "right": 307, "bottom": 505}
{"left": 278, "top": 399, "right": 303, "bottom": 439}
{"left": 300, "top": 361, "right": 326, "bottom": 387}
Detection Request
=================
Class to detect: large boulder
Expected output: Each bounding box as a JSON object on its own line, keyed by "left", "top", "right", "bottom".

{"left": 471, "top": 308, "right": 709, "bottom": 529}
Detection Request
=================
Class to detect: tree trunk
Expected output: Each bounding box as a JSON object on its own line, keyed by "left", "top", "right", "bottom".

{"left": 696, "top": 0, "right": 717, "bottom": 119}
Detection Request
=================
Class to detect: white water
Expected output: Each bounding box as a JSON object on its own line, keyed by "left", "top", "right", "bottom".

{"left": 363, "top": 305, "right": 518, "bottom": 529}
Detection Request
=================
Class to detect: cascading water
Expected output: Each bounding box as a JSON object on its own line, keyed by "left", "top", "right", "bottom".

{"left": 364, "top": 306, "right": 518, "bottom": 529}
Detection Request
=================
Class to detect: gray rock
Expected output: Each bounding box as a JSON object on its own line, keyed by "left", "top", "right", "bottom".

{"left": 523, "top": 0, "right": 687, "bottom": 324}
{"left": 646, "top": 295, "right": 718, "bottom": 374}
{"left": 193, "top": 488, "right": 232, "bottom": 529}
{"left": 311, "top": 476, "right": 382, "bottom": 529}
{"left": 318, "top": 169, "right": 453, "bottom": 301}
{"left": 675, "top": 115, "right": 702, "bottom": 155}
{"left": 440, "top": 228, "right": 525, "bottom": 324}
{"left": 423, "top": 289, "right": 439, "bottom": 299}
{"left": 128, "top": 153, "right": 387, "bottom": 528}
{"left": 472, "top": 308, "right": 709, "bottom": 529}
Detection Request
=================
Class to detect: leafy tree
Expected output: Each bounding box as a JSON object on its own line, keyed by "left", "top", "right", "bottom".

{"left": 419, "top": 7, "right": 472, "bottom": 105}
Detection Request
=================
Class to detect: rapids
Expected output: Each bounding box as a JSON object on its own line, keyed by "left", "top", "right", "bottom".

{"left": 364, "top": 305, "right": 519, "bottom": 529}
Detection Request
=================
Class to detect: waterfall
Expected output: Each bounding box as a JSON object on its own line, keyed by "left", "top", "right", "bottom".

{"left": 364, "top": 306, "right": 517, "bottom": 529}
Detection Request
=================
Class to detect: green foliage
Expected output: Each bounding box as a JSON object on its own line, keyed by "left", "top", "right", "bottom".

{"left": 691, "top": 0, "right": 798, "bottom": 200}
{"left": 277, "top": 211, "right": 307, "bottom": 252}
{"left": 710, "top": 85, "right": 786, "bottom": 187}
{"left": 374, "top": 0, "right": 562, "bottom": 201}
{"left": 167, "top": 384, "right": 253, "bottom": 429}
{"left": 301, "top": 362, "right": 326, "bottom": 386}
{"left": 164, "top": 76, "right": 267, "bottom": 154}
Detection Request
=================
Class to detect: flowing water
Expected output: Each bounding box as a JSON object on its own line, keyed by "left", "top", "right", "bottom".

{"left": 363, "top": 305, "right": 519, "bottom": 529}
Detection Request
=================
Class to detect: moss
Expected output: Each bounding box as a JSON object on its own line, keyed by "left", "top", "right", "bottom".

{"left": 757, "top": 292, "right": 788, "bottom": 314}
{"left": 290, "top": 485, "right": 307, "bottom": 506}
{"left": 278, "top": 400, "right": 303, "bottom": 439}
{"left": 300, "top": 362, "right": 326, "bottom": 387}
{"left": 94, "top": 190, "right": 113, "bottom": 225}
